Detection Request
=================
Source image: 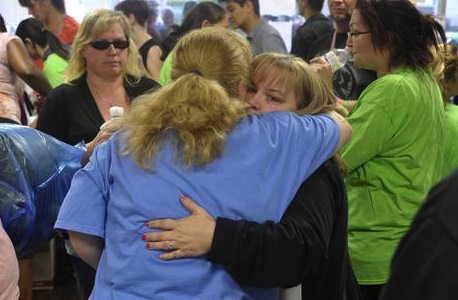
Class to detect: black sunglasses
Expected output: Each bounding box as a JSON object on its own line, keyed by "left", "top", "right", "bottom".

{"left": 89, "top": 40, "right": 130, "bottom": 50}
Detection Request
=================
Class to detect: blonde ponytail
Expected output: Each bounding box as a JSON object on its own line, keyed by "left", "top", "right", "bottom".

{"left": 123, "top": 74, "right": 248, "bottom": 169}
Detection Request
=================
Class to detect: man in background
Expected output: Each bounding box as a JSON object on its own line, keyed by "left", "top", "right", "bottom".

{"left": 222, "top": 0, "right": 287, "bottom": 55}
{"left": 291, "top": 0, "right": 333, "bottom": 61}
{"left": 308, "top": 0, "right": 376, "bottom": 103}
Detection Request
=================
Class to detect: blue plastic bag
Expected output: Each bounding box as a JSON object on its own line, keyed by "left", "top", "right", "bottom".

{"left": 0, "top": 124, "right": 84, "bottom": 258}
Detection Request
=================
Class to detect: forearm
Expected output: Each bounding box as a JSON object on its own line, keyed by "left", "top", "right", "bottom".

{"left": 7, "top": 39, "right": 52, "bottom": 96}
{"left": 81, "top": 141, "right": 96, "bottom": 166}
{"left": 68, "top": 231, "right": 104, "bottom": 269}
{"left": 208, "top": 216, "right": 328, "bottom": 287}
{"left": 327, "top": 111, "right": 352, "bottom": 148}
{"left": 207, "top": 166, "right": 339, "bottom": 287}
{"left": 21, "top": 73, "right": 53, "bottom": 96}
{"left": 147, "top": 47, "right": 163, "bottom": 82}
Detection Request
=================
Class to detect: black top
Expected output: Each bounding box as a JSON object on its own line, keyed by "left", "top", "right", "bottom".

{"left": 308, "top": 31, "right": 377, "bottom": 100}
{"left": 291, "top": 13, "right": 334, "bottom": 61}
{"left": 36, "top": 75, "right": 160, "bottom": 145}
{"left": 138, "top": 38, "right": 159, "bottom": 69}
{"left": 208, "top": 161, "right": 360, "bottom": 300}
{"left": 380, "top": 169, "right": 458, "bottom": 300}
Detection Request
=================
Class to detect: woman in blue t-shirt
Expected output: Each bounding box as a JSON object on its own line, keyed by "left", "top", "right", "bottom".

{"left": 55, "top": 28, "right": 351, "bottom": 299}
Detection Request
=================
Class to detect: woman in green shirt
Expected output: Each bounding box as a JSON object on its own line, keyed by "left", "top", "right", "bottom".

{"left": 343, "top": 1, "right": 446, "bottom": 299}
{"left": 16, "top": 18, "right": 69, "bottom": 88}
{"left": 432, "top": 44, "right": 458, "bottom": 179}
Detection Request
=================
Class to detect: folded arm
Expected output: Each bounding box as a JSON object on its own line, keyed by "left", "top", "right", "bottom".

{"left": 207, "top": 165, "right": 340, "bottom": 287}
{"left": 7, "top": 38, "right": 52, "bottom": 96}
{"left": 144, "top": 164, "right": 343, "bottom": 287}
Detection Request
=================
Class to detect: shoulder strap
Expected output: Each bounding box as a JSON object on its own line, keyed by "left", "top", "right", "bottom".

{"left": 138, "top": 39, "right": 159, "bottom": 69}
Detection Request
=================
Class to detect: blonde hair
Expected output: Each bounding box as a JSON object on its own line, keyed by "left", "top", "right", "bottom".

{"left": 251, "top": 53, "right": 347, "bottom": 174}
{"left": 171, "top": 27, "right": 252, "bottom": 97}
{"left": 430, "top": 45, "right": 446, "bottom": 83}
{"left": 443, "top": 44, "right": 458, "bottom": 96}
{"left": 123, "top": 27, "right": 251, "bottom": 169}
{"left": 251, "top": 53, "right": 336, "bottom": 115}
{"left": 430, "top": 44, "right": 458, "bottom": 104}
{"left": 65, "top": 9, "right": 142, "bottom": 83}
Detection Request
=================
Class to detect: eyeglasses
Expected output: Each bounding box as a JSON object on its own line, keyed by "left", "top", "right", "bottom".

{"left": 348, "top": 31, "right": 371, "bottom": 39}
{"left": 89, "top": 40, "right": 130, "bottom": 50}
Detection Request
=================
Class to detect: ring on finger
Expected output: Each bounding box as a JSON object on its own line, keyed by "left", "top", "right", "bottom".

{"left": 166, "top": 240, "right": 174, "bottom": 251}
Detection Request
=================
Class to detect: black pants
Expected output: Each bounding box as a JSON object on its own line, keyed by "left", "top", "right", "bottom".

{"left": 359, "top": 284, "right": 384, "bottom": 300}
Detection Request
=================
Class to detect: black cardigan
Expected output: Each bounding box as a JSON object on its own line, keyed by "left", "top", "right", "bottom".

{"left": 207, "top": 162, "right": 360, "bottom": 300}
{"left": 36, "top": 75, "right": 159, "bottom": 145}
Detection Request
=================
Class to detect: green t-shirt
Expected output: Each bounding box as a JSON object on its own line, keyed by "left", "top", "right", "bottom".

{"left": 442, "top": 103, "right": 458, "bottom": 178}
{"left": 159, "top": 52, "right": 173, "bottom": 86}
{"left": 342, "top": 68, "right": 445, "bottom": 284}
{"left": 43, "top": 53, "right": 68, "bottom": 88}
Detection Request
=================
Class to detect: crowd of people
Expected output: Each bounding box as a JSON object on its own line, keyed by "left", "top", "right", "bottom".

{"left": 1, "top": 0, "right": 458, "bottom": 300}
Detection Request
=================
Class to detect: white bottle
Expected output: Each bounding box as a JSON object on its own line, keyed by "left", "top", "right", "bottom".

{"left": 109, "top": 106, "right": 124, "bottom": 119}
{"left": 323, "top": 47, "right": 351, "bottom": 72}
{"left": 100, "top": 106, "right": 124, "bottom": 130}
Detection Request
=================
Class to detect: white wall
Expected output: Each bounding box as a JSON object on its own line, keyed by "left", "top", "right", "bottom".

{"left": 66, "top": 0, "right": 117, "bottom": 23}
{"left": 1, "top": 1, "right": 29, "bottom": 33}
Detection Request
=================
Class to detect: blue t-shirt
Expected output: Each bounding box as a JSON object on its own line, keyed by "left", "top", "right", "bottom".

{"left": 55, "top": 111, "right": 340, "bottom": 300}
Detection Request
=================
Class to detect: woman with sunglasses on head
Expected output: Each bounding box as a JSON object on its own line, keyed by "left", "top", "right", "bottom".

{"left": 35, "top": 9, "right": 159, "bottom": 300}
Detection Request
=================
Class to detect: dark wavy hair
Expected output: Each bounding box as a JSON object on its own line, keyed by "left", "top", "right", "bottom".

{"left": 160, "top": 1, "right": 226, "bottom": 59}
{"left": 115, "top": 0, "right": 151, "bottom": 27}
{"left": 15, "top": 18, "right": 70, "bottom": 60}
{"left": 355, "top": 0, "right": 446, "bottom": 70}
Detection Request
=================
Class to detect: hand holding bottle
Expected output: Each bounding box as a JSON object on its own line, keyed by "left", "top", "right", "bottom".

{"left": 100, "top": 106, "right": 124, "bottom": 132}
{"left": 309, "top": 56, "right": 334, "bottom": 89}
{"left": 82, "top": 106, "right": 124, "bottom": 166}
{"left": 322, "top": 47, "right": 350, "bottom": 72}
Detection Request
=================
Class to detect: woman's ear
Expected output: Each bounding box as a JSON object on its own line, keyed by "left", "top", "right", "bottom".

{"left": 23, "top": 38, "right": 38, "bottom": 58}
{"left": 24, "top": 38, "right": 34, "bottom": 49}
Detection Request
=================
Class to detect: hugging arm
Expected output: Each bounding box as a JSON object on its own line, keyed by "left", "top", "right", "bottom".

{"left": 327, "top": 110, "right": 352, "bottom": 150}
{"left": 207, "top": 165, "right": 339, "bottom": 287}
{"left": 145, "top": 164, "right": 341, "bottom": 287}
